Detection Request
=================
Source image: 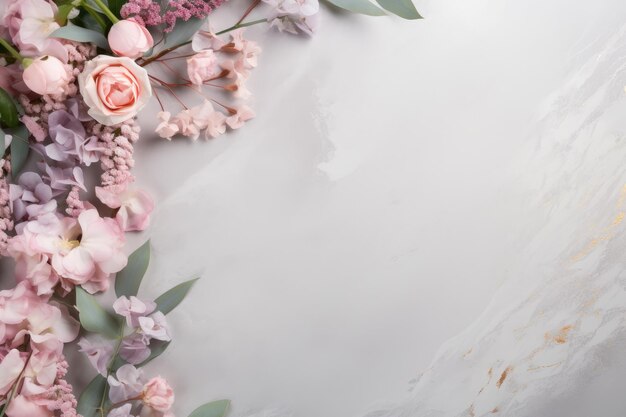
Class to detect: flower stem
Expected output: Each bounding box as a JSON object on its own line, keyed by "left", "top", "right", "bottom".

{"left": 0, "top": 39, "right": 22, "bottom": 63}
{"left": 82, "top": 4, "right": 109, "bottom": 31}
{"left": 216, "top": 18, "right": 267, "bottom": 36}
{"left": 236, "top": 0, "right": 262, "bottom": 25}
{"left": 141, "top": 19, "right": 267, "bottom": 67}
{"left": 90, "top": 0, "right": 119, "bottom": 24}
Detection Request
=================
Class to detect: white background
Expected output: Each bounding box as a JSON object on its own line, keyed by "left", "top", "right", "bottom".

{"left": 108, "top": 1, "right": 626, "bottom": 416}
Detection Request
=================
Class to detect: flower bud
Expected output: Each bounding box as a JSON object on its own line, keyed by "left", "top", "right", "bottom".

{"left": 108, "top": 20, "right": 154, "bottom": 59}
{"left": 22, "top": 56, "right": 69, "bottom": 95}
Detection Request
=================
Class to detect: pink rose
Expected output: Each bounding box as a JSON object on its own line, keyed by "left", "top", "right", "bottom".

{"left": 78, "top": 55, "right": 151, "bottom": 126}
{"left": 108, "top": 20, "right": 154, "bottom": 59}
{"left": 187, "top": 50, "right": 220, "bottom": 86}
{"left": 142, "top": 377, "right": 174, "bottom": 413}
{"left": 22, "top": 56, "right": 69, "bottom": 95}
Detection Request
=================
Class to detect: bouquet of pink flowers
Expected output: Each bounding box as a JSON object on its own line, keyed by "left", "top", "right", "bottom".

{"left": 0, "top": 0, "right": 420, "bottom": 416}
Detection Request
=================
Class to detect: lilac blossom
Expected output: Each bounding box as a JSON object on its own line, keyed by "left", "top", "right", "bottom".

{"left": 107, "top": 364, "right": 145, "bottom": 403}
{"left": 263, "top": 0, "right": 319, "bottom": 35}
{"left": 46, "top": 109, "right": 103, "bottom": 166}
{"left": 41, "top": 165, "right": 87, "bottom": 194}
{"left": 138, "top": 312, "right": 171, "bottom": 341}
{"left": 113, "top": 296, "right": 157, "bottom": 328}
{"left": 9, "top": 172, "right": 54, "bottom": 222}
{"left": 78, "top": 337, "right": 114, "bottom": 376}
{"left": 119, "top": 333, "right": 151, "bottom": 365}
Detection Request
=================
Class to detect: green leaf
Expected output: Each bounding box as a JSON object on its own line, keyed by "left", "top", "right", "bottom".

{"left": 56, "top": 4, "right": 76, "bottom": 25}
{"left": 162, "top": 17, "right": 205, "bottom": 49}
{"left": 323, "top": 0, "right": 386, "bottom": 16}
{"left": 0, "top": 88, "right": 18, "bottom": 128}
{"left": 77, "top": 375, "right": 107, "bottom": 417}
{"left": 155, "top": 278, "right": 199, "bottom": 315}
{"left": 137, "top": 340, "right": 171, "bottom": 367}
{"left": 188, "top": 400, "right": 231, "bottom": 417}
{"left": 0, "top": 129, "right": 6, "bottom": 156}
{"left": 7, "top": 125, "right": 30, "bottom": 176}
{"left": 51, "top": 25, "right": 109, "bottom": 49}
{"left": 107, "top": 0, "right": 125, "bottom": 18}
{"left": 75, "top": 287, "right": 121, "bottom": 338}
{"left": 115, "top": 240, "right": 151, "bottom": 298}
{"left": 375, "top": 0, "right": 421, "bottom": 19}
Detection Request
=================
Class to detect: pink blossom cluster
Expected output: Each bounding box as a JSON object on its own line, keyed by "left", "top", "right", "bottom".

{"left": 155, "top": 29, "right": 260, "bottom": 140}
{"left": 8, "top": 208, "right": 128, "bottom": 295}
{"left": 0, "top": 282, "right": 80, "bottom": 417}
{"left": 121, "top": 0, "right": 227, "bottom": 32}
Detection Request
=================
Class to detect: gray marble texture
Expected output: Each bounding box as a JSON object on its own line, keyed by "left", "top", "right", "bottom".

{"left": 120, "top": 1, "right": 626, "bottom": 416}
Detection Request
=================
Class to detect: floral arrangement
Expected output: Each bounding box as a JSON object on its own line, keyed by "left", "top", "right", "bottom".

{"left": 0, "top": 0, "right": 420, "bottom": 417}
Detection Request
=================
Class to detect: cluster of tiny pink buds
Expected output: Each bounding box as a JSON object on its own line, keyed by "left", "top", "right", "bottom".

{"left": 94, "top": 120, "right": 141, "bottom": 191}
{"left": 122, "top": 0, "right": 227, "bottom": 32}
{"left": 65, "top": 186, "right": 87, "bottom": 217}
{"left": 34, "top": 358, "right": 81, "bottom": 417}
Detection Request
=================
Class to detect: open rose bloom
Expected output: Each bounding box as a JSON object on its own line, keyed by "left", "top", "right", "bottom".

{"left": 79, "top": 55, "right": 152, "bottom": 126}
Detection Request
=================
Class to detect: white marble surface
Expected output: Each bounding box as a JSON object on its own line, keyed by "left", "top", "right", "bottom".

{"left": 126, "top": 1, "right": 626, "bottom": 416}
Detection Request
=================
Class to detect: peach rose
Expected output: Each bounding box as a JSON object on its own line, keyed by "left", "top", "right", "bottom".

{"left": 142, "top": 377, "right": 174, "bottom": 412}
{"left": 78, "top": 55, "right": 151, "bottom": 126}
{"left": 108, "top": 20, "right": 154, "bottom": 59}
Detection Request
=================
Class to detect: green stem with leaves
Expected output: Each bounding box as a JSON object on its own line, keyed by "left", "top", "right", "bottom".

{"left": 98, "top": 325, "right": 125, "bottom": 417}
{"left": 82, "top": 4, "right": 109, "bottom": 30}
{"left": 0, "top": 39, "right": 22, "bottom": 63}
{"left": 89, "top": 0, "right": 119, "bottom": 24}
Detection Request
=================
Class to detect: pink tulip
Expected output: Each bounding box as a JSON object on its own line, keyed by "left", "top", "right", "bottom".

{"left": 108, "top": 19, "right": 154, "bottom": 59}
{"left": 22, "top": 56, "right": 69, "bottom": 95}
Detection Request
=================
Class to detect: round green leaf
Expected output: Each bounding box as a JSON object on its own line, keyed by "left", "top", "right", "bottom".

{"left": 188, "top": 400, "right": 231, "bottom": 417}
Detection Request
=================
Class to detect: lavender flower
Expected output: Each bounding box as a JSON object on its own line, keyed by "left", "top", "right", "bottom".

{"left": 9, "top": 172, "right": 54, "bottom": 222}
{"left": 46, "top": 109, "right": 102, "bottom": 166}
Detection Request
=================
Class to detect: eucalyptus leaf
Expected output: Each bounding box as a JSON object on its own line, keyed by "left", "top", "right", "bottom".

{"left": 188, "top": 400, "right": 231, "bottom": 417}
{"left": 0, "top": 129, "right": 5, "bottom": 156}
{"left": 155, "top": 278, "right": 199, "bottom": 315}
{"left": 77, "top": 375, "right": 107, "bottom": 417}
{"left": 51, "top": 25, "right": 109, "bottom": 49}
{"left": 323, "top": 0, "right": 385, "bottom": 16}
{"left": 0, "top": 88, "right": 18, "bottom": 128}
{"left": 137, "top": 340, "right": 171, "bottom": 367}
{"left": 162, "top": 17, "right": 205, "bottom": 49}
{"left": 375, "top": 0, "right": 421, "bottom": 19}
{"left": 75, "top": 287, "right": 121, "bottom": 338}
{"left": 115, "top": 240, "right": 151, "bottom": 298}
{"left": 7, "top": 125, "right": 30, "bottom": 176}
